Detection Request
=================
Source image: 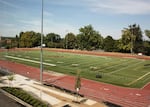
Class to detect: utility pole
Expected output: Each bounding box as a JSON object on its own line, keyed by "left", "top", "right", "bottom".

{"left": 40, "top": 0, "right": 44, "bottom": 84}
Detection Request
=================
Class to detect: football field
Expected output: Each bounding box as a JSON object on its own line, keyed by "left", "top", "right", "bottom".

{"left": 1, "top": 49, "right": 150, "bottom": 88}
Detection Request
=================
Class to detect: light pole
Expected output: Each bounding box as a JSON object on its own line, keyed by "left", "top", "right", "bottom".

{"left": 0, "top": 36, "right": 1, "bottom": 49}
{"left": 65, "top": 30, "right": 68, "bottom": 49}
{"left": 130, "top": 27, "right": 133, "bottom": 54}
{"left": 40, "top": 0, "right": 44, "bottom": 84}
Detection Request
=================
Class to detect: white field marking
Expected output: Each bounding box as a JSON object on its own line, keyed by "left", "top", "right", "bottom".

{"left": 108, "top": 60, "right": 144, "bottom": 74}
{"left": 17, "top": 55, "right": 22, "bottom": 57}
{"left": 133, "top": 66, "right": 141, "bottom": 71}
{"left": 83, "top": 58, "right": 124, "bottom": 72}
{"left": 142, "top": 75, "right": 150, "bottom": 82}
{"left": 45, "top": 59, "right": 51, "bottom": 61}
{"left": 71, "top": 52, "right": 110, "bottom": 59}
{"left": 33, "top": 58, "right": 39, "bottom": 60}
{"left": 98, "top": 59, "right": 133, "bottom": 72}
{"left": 127, "top": 72, "right": 150, "bottom": 85}
{"left": 71, "top": 64, "right": 79, "bottom": 66}
{"left": 25, "top": 56, "right": 30, "bottom": 58}
{"left": 56, "top": 61, "right": 64, "bottom": 64}
{"left": 5, "top": 55, "right": 56, "bottom": 67}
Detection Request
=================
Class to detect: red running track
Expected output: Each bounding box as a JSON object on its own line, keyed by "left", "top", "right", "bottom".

{"left": 0, "top": 60, "right": 150, "bottom": 107}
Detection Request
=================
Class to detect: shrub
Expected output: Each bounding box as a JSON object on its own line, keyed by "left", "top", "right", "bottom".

{"left": 1, "top": 87, "right": 47, "bottom": 106}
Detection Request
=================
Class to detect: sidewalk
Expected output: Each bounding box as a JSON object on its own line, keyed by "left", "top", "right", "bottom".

{"left": 0, "top": 74, "right": 106, "bottom": 107}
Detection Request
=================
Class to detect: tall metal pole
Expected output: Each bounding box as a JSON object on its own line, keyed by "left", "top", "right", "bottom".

{"left": 131, "top": 28, "right": 133, "bottom": 54}
{"left": 65, "top": 30, "right": 68, "bottom": 49}
{"left": 40, "top": 0, "right": 44, "bottom": 84}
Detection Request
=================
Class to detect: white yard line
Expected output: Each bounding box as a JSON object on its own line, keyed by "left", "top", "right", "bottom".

{"left": 98, "top": 59, "right": 133, "bottom": 72}
{"left": 25, "top": 56, "right": 30, "bottom": 58}
{"left": 107, "top": 61, "right": 144, "bottom": 74}
{"left": 45, "top": 59, "right": 51, "bottom": 61}
{"left": 5, "top": 55, "right": 56, "bottom": 67}
{"left": 127, "top": 72, "right": 150, "bottom": 85}
{"left": 33, "top": 58, "right": 39, "bottom": 60}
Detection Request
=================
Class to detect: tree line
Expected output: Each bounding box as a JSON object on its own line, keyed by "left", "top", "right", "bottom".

{"left": 1, "top": 24, "right": 150, "bottom": 55}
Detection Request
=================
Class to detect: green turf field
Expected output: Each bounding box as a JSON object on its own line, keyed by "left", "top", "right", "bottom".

{"left": 1, "top": 50, "right": 150, "bottom": 88}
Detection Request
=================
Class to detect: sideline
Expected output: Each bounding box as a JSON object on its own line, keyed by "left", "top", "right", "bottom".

{"left": 127, "top": 72, "right": 150, "bottom": 85}
{"left": 5, "top": 55, "right": 56, "bottom": 67}
{"left": 108, "top": 61, "right": 144, "bottom": 74}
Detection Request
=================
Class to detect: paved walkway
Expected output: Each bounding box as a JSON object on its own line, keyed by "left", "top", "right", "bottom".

{"left": 0, "top": 74, "right": 105, "bottom": 107}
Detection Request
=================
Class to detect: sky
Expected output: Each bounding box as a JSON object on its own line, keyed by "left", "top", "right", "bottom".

{"left": 0, "top": 0, "right": 150, "bottom": 39}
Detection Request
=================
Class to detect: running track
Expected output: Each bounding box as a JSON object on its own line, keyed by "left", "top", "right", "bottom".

{"left": 0, "top": 60, "right": 150, "bottom": 107}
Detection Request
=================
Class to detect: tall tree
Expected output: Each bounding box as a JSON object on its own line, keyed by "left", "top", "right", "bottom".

{"left": 145, "top": 30, "right": 150, "bottom": 39}
{"left": 45, "top": 33, "right": 61, "bottom": 48}
{"left": 19, "top": 31, "right": 41, "bottom": 48}
{"left": 119, "top": 29, "right": 132, "bottom": 53}
{"left": 103, "top": 36, "right": 115, "bottom": 52}
{"left": 32, "top": 33, "right": 41, "bottom": 47}
{"left": 120, "top": 24, "right": 143, "bottom": 53}
{"left": 16, "top": 35, "right": 19, "bottom": 48}
{"left": 77, "top": 25, "right": 103, "bottom": 50}
{"left": 143, "top": 30, "right": 150, "bottom": 55}
{"left": 65, "top": 33, "right": 76, "bottom": 49}
{"left": 129, "top": 24, "right": 143, "bottom": 53}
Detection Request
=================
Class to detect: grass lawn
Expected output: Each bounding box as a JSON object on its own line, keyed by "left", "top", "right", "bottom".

{"left": 1, "top": 49, "right": 150, "bottom": 88}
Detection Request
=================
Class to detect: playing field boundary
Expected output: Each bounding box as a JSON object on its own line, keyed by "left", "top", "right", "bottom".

{"left": 127, "top": 72, "right": 150, "bottom": 85}
{"left": 108, "top": 60, "right": 144, "bottom": 74}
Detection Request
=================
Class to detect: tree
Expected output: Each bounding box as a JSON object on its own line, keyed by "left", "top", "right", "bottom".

{"left": 103, "top": 36, "right": 115, "bottom": 52}
{"left": 145, "top": 30, "right": 150, "bottom": 39}
{"left": 45, "top": 33, "right": 61, "bottom": 48}
{"left": 64, "top": 33, "right": 77, "bottom": 49}
{"left": 77, "top": 25, "right": 103, "bottom": 50}
{"left": 119, "top": 29, "right": 132, "bottom": 53}
{"left": 19, "top": 31, "right": 41, "bottom": 48}
{"left": 32, "top": 33, "right": 41, "bottom": 47}
{"left": 120, "top": 24, "right": 143, "bottom": 53}
{"left": 143, "top": 30, "right": 150, "bottom": 55}
{"left": 143, "top": 41, "right": 150, "bottom": 55}
{"left": 16, "top": 35, "right": 19, "bottom": 48}
{"left": 129, "top": 24, "right": 143, "bottom": 53}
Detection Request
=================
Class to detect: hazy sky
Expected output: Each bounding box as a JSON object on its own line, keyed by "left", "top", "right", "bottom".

{"left": 0, "top": 0, "right": 150, "bottom": 39}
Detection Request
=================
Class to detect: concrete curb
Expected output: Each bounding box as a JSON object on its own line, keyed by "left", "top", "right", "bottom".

{"left": 0, "top": 88, "right": 32, "bottom": 107}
